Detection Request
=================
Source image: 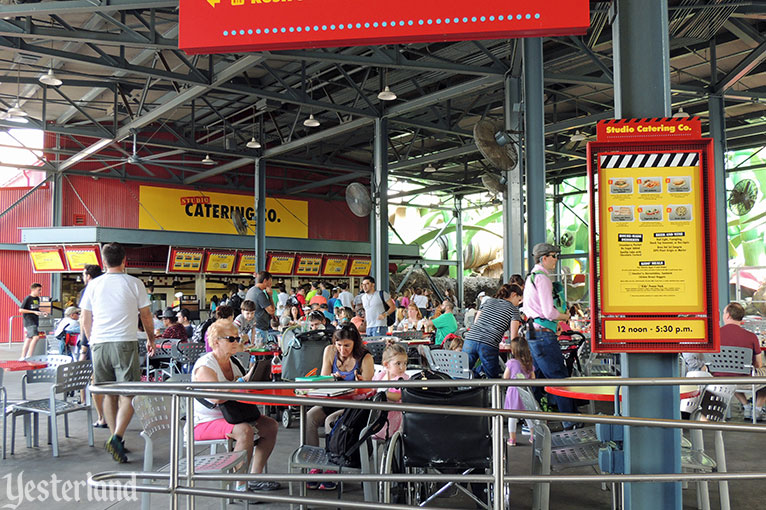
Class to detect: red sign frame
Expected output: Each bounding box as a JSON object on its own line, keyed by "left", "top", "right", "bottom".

{"left": 166, "top": 247, "right": 205, "bottom": 274}
{"left": 28, "top": 245, "right": 68, "bottom": 273}
{"left": 587, "top": 137, "right": 720, "bottom": 353}
{"left": 266, "top": 253, "right": 296, "bottom": 276}
{"left": 295, "top": 254, "right": 322, "bottom": 276}
{"left": 179, "top": 0, "right": 589, "bottom": 54}
{"left": 63, "top": 244, "right": 103, "bottom": 271}
{"left": 596, "top": 117, "right": 702, "bottom": 143}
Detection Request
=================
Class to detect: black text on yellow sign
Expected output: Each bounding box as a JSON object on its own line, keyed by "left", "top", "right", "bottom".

{"left": 603, "top": 319, "right": 706, "bottom": 342}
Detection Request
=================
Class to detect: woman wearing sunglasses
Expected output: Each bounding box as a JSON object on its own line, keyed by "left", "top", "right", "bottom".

{"left": 192, "top": 321, "right": 281, "bottom": 493}
{"left": 304, "top": 325, "right": 374, "bottom": 490}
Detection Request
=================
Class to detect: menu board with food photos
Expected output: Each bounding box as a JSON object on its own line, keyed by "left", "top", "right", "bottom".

{"left": 204, "top": 251, "right": 236, "bottom": 274}
{"left": 167, "top": 248, "right": 204, "bottom": 273}
{"left": 295, "top": 254, "right": 322, "bottom": 276}
{"left": 599, "top": 151, "right": 704, "bottom": 315}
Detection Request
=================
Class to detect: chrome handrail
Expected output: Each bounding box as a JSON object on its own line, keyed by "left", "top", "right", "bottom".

{"left": 89, "top": 376, "right": 766, "bottom": 510}
{"left": 7, "top": 314, "right": 22, "bottom": 349}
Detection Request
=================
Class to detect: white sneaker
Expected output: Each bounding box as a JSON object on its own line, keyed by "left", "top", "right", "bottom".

{"left": 744, "top": 404, "right": 753, "bottom": 419}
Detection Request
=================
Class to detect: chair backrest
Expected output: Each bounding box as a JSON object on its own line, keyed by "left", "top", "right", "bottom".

{"left": 26, "top": 354, "right": 72, "bottom": 368}
{"left": 697, "top": 384, "right": 736, "bottom": 422}
{"left": 365, "top": 341, "right": 387, "bottom": 364}
{"left": 133, "top": 395, "right": 174, "bottom": 439}
{"left": 395, "top": 330, "right": 425, "bottom": 340}
{"left": 708, "top": 346, "right": 753, "bottom": 375}
{"left": 517, "top": 386, "right": 545, "bottom": 428}
{"left": 402, "top": 386, "right": 490, "bottom": 468}
{"left": 55, "top": 360, "right": 93, "bottom": 395}
{"left": 23, "top": 355, "right": 73, "bottom": 387}
{"left": 231, "top": 351, "right": 250, "bottom": 369}
{"left": 429, "top": 349, "right": 471, "bottom": 379}
{"left": 166, "top": 373, "right": 192, "bottom": 383}
{"left": 679, "top": 370, "right": 707, "bottom": 415}
{"left": 173, "top": 342, "right": 206, "bottom": 366}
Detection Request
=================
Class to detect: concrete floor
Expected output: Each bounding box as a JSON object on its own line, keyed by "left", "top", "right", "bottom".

{"left": 1, "top": 343, "right": 764, "bottom": 510}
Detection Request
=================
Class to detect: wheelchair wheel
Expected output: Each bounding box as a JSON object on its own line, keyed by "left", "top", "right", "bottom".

{"left": 380, "top": 431, "right": 407, "bottom": 504}
{"left": 281, "top": 407, "right": 293, "bottom": 428}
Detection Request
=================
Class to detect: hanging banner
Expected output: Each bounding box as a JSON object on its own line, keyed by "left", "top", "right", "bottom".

{"left": 63, "top": 245, "right": 102, "bottom": 271}
{"left": 138, "top": 186, "right": 308, "bottom": 239}
{"left": 29, "top": 246, "right": 67, "bottom": 272}
{"left": 179, "top": 0, "right": 590, "bottom": 54}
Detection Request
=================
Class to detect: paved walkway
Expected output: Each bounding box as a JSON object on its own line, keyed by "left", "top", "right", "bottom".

{"left": 1, "top": 343, "right": 764, "bottom": 509}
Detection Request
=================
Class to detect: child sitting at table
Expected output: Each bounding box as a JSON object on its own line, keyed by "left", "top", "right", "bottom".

{"left": 443, "top": 334, "right": 463, "bottom": 351}
{"left": 372, "top": 341, "right": 410, "bottom": 440}
{"left": 503, "top": 337, "right": 535, "bottom": 446}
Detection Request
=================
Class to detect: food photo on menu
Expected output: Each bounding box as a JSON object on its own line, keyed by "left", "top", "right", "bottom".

{"left": 610, "top": 178, "right": 634, "bottom": 194}
{"left": 638, "top": 177, "right": 662, "bottom": 193}
{"left": 610, "top": 206, "right": 634, "bottom": 222}
{"left": 667, "top": 176, "right": 692, "bottom": 193}
{"left": 668, "top": 204, "right": 693, "bottom": 221}
{"left": 638, "top": 205, "right": 663, "bottom": 222}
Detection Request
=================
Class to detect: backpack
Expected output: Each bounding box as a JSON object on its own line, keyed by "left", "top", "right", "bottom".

{"left": 192, "top": 317, "right": 215, "bottom": 344}
{"left": 379, "top": 291, "right": 396, "bottom": 327}
{"left": 229, "top": 293, "right": 243, "bottom": 316}
{"left": 325, "top": 392, "right": 389, "bottom": 468}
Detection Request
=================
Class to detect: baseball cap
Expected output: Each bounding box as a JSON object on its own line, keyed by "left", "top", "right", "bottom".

{"left": 64, "top": 306, "right": 80, "bottom": 317}
{"left": 477, "top": 291, "right": 486, "bottom": 298}
{"left": 532, "top": 242, "right": 561, "bottom": 261}
{"left": 161, "top": 307, "right": 176, "bottom": 319}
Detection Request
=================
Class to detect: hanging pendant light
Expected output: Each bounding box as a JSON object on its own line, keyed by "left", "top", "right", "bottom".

{"left": 378, "top": 85, "right": 397, "bottom": 101}
{"left": 201, "top": 154, "right": 216, "bottom": 165}
{"left": 424, "top": 164, "right": 437, "bottom": 173}
{"left": 569, "top": 130, "right": 587, "bottom": 143}
{"left": 7, "top": 66, "right": 29, "bottom": 122}
{"left": 672, "top": 107, "right": 690, "bottom": 118}
{"left": 246, "top": 106, "right": 262, "bottom": 148}
{"left": 39, "top": 68, "right": 62, "bottom": 87}
{"left": 303, "top": 114, "right": 320, "bottom": 128}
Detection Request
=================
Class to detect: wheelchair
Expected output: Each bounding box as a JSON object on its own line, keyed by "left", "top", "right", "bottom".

{"left": 379, "top": 379, "right": 495, "bottom": 508}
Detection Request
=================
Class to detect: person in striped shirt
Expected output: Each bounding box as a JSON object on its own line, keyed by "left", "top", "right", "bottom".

{"left": 463, "top": 284, "right": 523, "bottom": 378}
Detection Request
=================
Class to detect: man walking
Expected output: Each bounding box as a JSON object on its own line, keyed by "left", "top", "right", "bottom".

{"left": 80, "top": 243, "right": 156, "bottom": 463}
{"left": 245, "top": 270, "right": 276, "bottom": 347}
{"left": 360, "top": 276, "right": 396, "bottom": 336}
{"left": 19, "top": 283, "right": 45, "bottom": 359}
{"left": 522, "top": 242, "right": 578, "bottom": 428}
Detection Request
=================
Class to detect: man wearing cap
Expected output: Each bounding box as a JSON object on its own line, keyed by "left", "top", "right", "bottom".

{"left": 54, "top": 306, "right": 81, "bottom": 356}
{"left": 157, "top": 307, "right": 188, "bottom": 340}
{"left": 523, "top": 242, "right": 578, "bottom": 427}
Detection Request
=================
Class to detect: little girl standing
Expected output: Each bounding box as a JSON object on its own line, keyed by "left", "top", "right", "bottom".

{"left": 372, "top": 341, "right": 410, "bottom": 440}
{"left": 503, "top": 337, "right": 535, "bottom": 446}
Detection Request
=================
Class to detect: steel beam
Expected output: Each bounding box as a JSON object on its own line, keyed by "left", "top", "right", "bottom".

{"left": 286, "top": 171, "right": 370, "bottom": 195}
{"left": 503, "top": 76, "right": 525, "bottom": 278}
{"left": 0, "top": 0, "right": 176, "bottom": 17}
{"left": 388, "top": 144, "right": 478, "bottom": 171}
{"left": 183, "top": 158, "right": 255, "bottom": 185}
{"left": 523, "top": 38, "right": 547, "bottom": 263}
{"left": 714, "top": 39, "right": 766, "bottom": 92}
{"left": 612, "top": 2, "right": 680, "bottom": 509}
{"left": 254, "top": 158, "right": 266, "bottom": 269}
{"left": 373, "top": 118, "right": 390, "bottom": 291}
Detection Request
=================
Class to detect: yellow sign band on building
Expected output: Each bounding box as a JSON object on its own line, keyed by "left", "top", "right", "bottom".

{"left": 138, "top": 185, "right": 308, "bottom": 238}
{"left": 603, "top": 319, "right": 707, "bottom": 341}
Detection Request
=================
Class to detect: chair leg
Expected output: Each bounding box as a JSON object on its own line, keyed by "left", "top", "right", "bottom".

{"left": 690, "top": 428, "right": 709, "bottom": 510}
{"left": 51, "top": 412, "right": 60, "bottom": 457}
{"left": 714, "top": 430, "right": 730, "bottom": 510}
{"left": 87, "top": 406, "right": 94, "bottom": 447}
{"left": 64, "top": 414, "right": 70, "bottom": 438}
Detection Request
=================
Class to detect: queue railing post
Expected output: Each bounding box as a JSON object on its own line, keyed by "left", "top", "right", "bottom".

{"left": 491, "top": 382, "right": 504, "bottom": 510}
{"left": 185, "top": 394, "right": 195, "bottom": 510}
{"left": 169, "top": 393, "right": 180, "bottom": 510}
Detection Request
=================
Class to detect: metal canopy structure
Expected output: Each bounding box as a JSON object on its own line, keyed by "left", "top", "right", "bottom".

{"left": 0, "top": 0, "right": 764, "bottom": 200}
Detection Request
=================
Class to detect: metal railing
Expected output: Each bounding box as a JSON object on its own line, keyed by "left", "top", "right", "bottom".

{"left": 7, "top": 314, "right": 22, "bottom": 349}
{"left": 89, "top": 376, "right": 766, "bottom": 510}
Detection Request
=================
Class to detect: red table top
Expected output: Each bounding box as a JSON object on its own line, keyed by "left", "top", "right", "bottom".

{"left": 545, "top": 379, "right": 700, "bottom": 402}
{"left": 237, "top": 387, "right": 375, "bottom": 406}
{"left": 246, "top": 349, "right": 281, "bottom": 356}
{"left": 0, "top": 360, "right": 48, "bottom": 371}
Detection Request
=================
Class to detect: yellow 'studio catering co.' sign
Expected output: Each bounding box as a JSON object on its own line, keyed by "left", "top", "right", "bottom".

{"left": 138, "top": 186, "right": 308, "bottom": 238}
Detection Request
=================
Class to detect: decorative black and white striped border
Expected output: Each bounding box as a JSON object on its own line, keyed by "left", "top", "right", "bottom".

{"left": 599, "top": 152, "right": 699, "bottom": 169}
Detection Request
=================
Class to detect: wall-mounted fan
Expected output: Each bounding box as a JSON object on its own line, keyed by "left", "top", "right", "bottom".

{"left": 231, "top": 209, "right": 253, "bottom": 235}
{"left": 728, "top": 179, "right": 758, "bottom": 216}
{"left": 473, "top": 119, "right": 518, "bottom": 171}
{"left": 481, "top": 172, "right": 507, "bottom": 196}
{"left": 345, "top": 182, "right": 372, "bottom": 217}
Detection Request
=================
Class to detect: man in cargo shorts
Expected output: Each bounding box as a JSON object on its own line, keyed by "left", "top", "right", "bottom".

{"left": 80, "top": 242, "right": 156, "bottom": 463}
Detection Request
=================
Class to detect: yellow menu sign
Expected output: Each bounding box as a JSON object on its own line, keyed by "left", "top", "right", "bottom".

{"left": 322, "top": 257, "right": 348, "bottom": 276}
{"left": 296, "top": 256, "right": 322, "bottom": 276}
{"left": 237, "top": 253, "right": 257, "bottom": 274}
{"left": 29, "top": 249, "right": 66, "bottom": 272}
{"left": 170, "top": 249, "right": 204, "bottom": 272}
{"left": 348, "top": 258, "right": 372, "bottom": 277}
{"left": 65, "top": 247, "right": 100, "bottom": 270}
{"left": 204, "top": 252, "right": 236, "bottom": 274}
{"left": 267, "top": 255, "right": 295, "bottom": 275}
{"left": 599, "top": 153, "right": 704, "bottom": 314}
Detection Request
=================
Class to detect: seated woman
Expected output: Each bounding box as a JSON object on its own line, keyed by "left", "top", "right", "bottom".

{"left": 192, "top": 321, "right": 280, "bottom": 493}
{"left": 396, "top": 303, "right": 426, "bottom": 331}
{"left": 305, "top": 325, "right": 374, "bottom": 490}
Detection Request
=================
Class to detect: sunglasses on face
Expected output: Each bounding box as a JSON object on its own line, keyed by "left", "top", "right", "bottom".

{"left": 547, "top": 253, "right": 558, "bottom": 259}
{"left": 218, "top": 336, "right": 239, "bottom": 343}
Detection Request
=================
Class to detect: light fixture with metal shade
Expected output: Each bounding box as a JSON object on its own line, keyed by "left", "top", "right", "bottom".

{"left": 672, "top": 107, "right": 690, "bottom": 118}
{"left": 6, "top": 102, "right": 29, "bottom": 123}
{"left": 569, "top": 130, "right": 587, "bottom": 143}
{"left": 39, "top": 68, "right": 63, "bottom": 87}
{"left": 424, "top": 164, "right": 437, "bottom": 173}
{"left": 303, "top": 114, "right": 320, "bottom": 128}
{"left": 378, "top": 85, "right": 397, "bottom": 101}
{"left": 246, "top": 105, "right": 262, "bottom": 148}
{"left": 201, "top": 154, "right": 216, "bottom": 165}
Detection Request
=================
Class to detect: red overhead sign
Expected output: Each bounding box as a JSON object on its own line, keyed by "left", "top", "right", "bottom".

{"left": 180, "top": 0, "right": 590, "bottom": 54}
{"left": 597, "top": 118, "right": 702, "bottom": 143}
